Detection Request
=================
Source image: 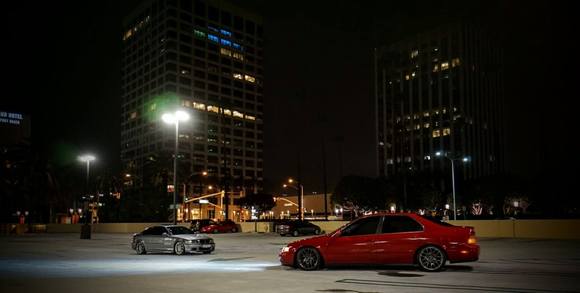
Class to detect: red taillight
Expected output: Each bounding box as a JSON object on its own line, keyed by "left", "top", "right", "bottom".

{"left": 468, "top": 235, "right": 477, "bottom": 245}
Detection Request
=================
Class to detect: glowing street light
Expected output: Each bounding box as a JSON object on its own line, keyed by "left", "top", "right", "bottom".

{"left": 435, "top": 151, "right": 470, "bottom": 220}
{"left": 283, "top": 178, "right": 304, "bottom": 220}
{"left": 163, "top": 110, "right": 191, "bottom": 224}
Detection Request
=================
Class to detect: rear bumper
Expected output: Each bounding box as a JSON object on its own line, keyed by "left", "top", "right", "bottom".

{"left": 448, "top": 244, "right": 479, "bottom": 263}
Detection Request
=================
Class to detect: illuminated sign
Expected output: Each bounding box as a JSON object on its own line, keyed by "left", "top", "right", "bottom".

{"left": 0, "top": 111, "right": 23, "bottom": 125}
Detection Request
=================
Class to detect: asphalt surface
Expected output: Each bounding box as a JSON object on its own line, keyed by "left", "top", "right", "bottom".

{"left": 1, "top": 232, "right": 579, "bottom": 293}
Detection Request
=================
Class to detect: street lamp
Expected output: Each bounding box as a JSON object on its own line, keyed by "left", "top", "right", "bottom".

{"left": 435, "top": 151, "right": 469, "bottom": 220}
{"left": 283, "top": 178, "right": 304, "bottom": 220}
{"left": 78, "top": 154, "right": 96, "bottom": 221}
{"left": 162, "top": 110, "right": 190, "bottom": 225}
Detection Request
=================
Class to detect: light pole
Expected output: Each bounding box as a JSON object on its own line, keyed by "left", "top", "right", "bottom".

{"left": 435, "top": 151, "right": 469, "bottom": 220}
{"left": 78, "top": 154, "right": 96, "bottom": 222}
{"left": 162, "top": 110, "right": 190, "bottom": 225}
{"left": 283, "top": 178, "right": 304, "bottom": 220}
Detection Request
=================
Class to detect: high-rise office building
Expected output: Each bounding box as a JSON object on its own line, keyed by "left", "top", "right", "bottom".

{"left": 121, "top": 0, "right": 264, "bottom": 193}
{"left": 375, "top": 23, "right": 504, "bottom": 180}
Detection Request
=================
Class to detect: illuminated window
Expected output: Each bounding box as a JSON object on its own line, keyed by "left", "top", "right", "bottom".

{"left": 442, "top": 108, "right": 447, "bottom": 114}
{"left": 220, "top": 39, "right": 231, "bottom": 46}
{"left": 232, "top": 43, "right": 242, "bottom": 50}
{"left": 193, "top": 103, "right": 205, "bottom": 110}
{"left": 208, "top": 34, "right": 219, "bottom": 42}
{"left": 207, "top": 106, "right": 220, "bottom": 113}
{"left": 194, "top": 30, "right": 206, "bottom": 38}
{"left": 423, "top": 112, "right": 430, "bottom": 117}
{"left": 410, "top": 50, "right": 419, "bottom": 59}
{"left": 441, "top": 62, "right": 449, "bottom": 70}
{"left": 442, "top": 128, "right": 451, "bottom": 136}
{"left": 244, "top": 75, "right": 256, "bottom": 83}
{"left": 150, "top": 103, "right": 157, "bottom": 111}
{"left": 233, "top": 73, "right": 243, "bottom": 80}
{"left": 233, "top": 111, "right": 244, "bottom": 118}
{"left": 182, "top": 100, "right": 192, "bottom": 108}
{"left": 130, "top": 112, "right": 137, "bottom": 119}
{"left": 423, "top": 122, "right": 430, "bottom": 128}
{"left": 208, "top": 26, "right": 219, "bottom": 33}
{"left": 413, "top": 114, "right": 419, "bottom": 120}
{"left": 432, "top": 64, "right": 439, "bottom": 72}
{"left": 220, "top": 29, "right": 232, "bottom": 37}
{"left": 411, "top": 72, "right": 416, "bottom": 77}
{"left": 424, "top": 155, "right": 431, "bottom": 160}
{"left": 406, "top": 115, "right": 411, "bottom": 120}
{"left": 451, "top": 58, "right": 461, "bottom": 67}
{"left": 223, "top": 109, "right": 232, "bottom": 116}
{"left": 245, "top": 115, "right": 256, "bottom": 120}
{"left": 405, "top": 75, "right": 410, "bottom": 80}
{"left": 432, "top": 129, "right": 441, "bottom": 138}
{"left": 232, "top": 52, "right": 244, "bottom": 61}
{"left": 220, "top": 48, "right": 232, "bottom": 56}
{"left": 415, "top": 124, "right": 421, "bottom": 130}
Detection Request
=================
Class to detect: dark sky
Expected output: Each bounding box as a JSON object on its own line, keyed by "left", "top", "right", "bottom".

{"left": 2, "top": 1, "right": 577, "bottom": 195}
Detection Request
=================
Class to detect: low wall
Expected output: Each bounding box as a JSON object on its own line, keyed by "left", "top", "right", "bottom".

{"left": 4, "top": 219, "right": 579, "bottom": 239}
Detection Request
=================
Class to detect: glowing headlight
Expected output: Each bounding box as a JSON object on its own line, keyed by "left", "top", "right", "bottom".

{"left": 281, "top": 246, "right": 291, "bottom": 253}
{"left": 185, "top": 240, "right": 194, "bottom": 244}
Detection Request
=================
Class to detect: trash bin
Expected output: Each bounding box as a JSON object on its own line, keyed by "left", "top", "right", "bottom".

{"left": 80, "top": 223, "right": 91, "bottom": 239}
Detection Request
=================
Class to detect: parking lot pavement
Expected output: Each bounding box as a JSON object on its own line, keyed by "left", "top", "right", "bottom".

{"left": 1, "top": 233, "right": 580, "bottom": 293}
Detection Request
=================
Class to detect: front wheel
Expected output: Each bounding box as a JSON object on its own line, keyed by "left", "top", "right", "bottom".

{"left": 231, "top": 227, "right": 237, "bottom": 233}
{"left": 136, "top": 241, "right": 147, "bottom": 255}
{"left": 292, "top": 230, "right": 299, "bottom": 237}
{"left": 295, "top": 247, "right": 322, "bottom": 271}
{"left": 314, "top": 229, "right": 320, "bottom": 235}
{"left": 174, "top": 241, "right": 186, "bottom": 255}
{"left": 416, "top": 245, "right": 446, "bottom": 271}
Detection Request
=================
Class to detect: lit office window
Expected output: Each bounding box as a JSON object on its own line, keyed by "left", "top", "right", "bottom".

{"left": 208, "top": 26, "right": 219, "bottom": 33}
{"left": 220, "top": 48, "right": 232, "bottom": 56}
{"left": 220, "top": 29, "right": 232, "bottom": 37}
{"left": 424, "top": 122, "right": 430, "bottom": 128}
{"left": 451, "top": 58, "right": 461, "bottom": 67}
{"left": 221, "top": 39, "right": 232, "bottom": 47}
{"left": 245, "top": 115, "right": 256, "bottom": 120}
{"left": 223, "top": 109, "right": 232, "bottom": 116}
{"left": 442, "top": 128, "right": 451, "bottom": 136}
{"left": 233, "top": 73, "right": 243, "bottom": 80}
{"left": 130, "top": 112, "right": 137, "bottom": 119}
{"left": 208, "top": 34, "right": 219, "bottom": 42}
{"left": 233, "top": 43, "right": 243, "bottom": 50}
{"left": 410, "top": 50, "right": 419, "bottom": 59}
{"left": 432, "top": 64, "right": 439, "bottom": 72}
{"left": 244, "top": 75, "right": 256, "bottom": 83}
{"left": 232, "top": 52, "right": 244, "bottom": 61}
{"left": 194, "top": 30, "right": 206, "bottom": 38}
{"left": 405, "top": 74, "right": 410, "bottom": 80}
{"left": 441, "top": 62, "right": 449, "bottom": 70}
{"left": 233, "top": 111, "right": 244, "bottom": 118}
{"left": 432, "top": 129, "right": 441, "bottom": 138}
{"left": 193, "top": 103, "right": 206, "bottom": 110}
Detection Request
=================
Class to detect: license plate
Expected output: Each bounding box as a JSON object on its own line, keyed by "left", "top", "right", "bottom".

{"left": 202, "top": 244, "right": 212, "bottom": 248}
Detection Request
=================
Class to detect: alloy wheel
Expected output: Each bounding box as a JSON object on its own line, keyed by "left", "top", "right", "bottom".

{"left": 417, "top": 246, "right": 446, "bottom": 271}
{"left": 174, "top": 241, "right": 185, "bottom": 255}
{"left": 136, "top": 242, "right": 146, "bottom": 255}
{"left": 296, "top": 247, "right": 321, "bottom": 271}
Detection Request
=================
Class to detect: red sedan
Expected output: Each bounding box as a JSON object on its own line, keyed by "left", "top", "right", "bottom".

{"left": 200, "top": 219, "right": 239, "bottom": 233}
{"left": 279, "top": 213, "right": 479, "bottom": 271}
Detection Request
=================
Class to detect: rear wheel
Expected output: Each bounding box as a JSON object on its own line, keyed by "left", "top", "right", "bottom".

{"left": 174, "top": 241, "right": 186, "bottom": 255}
{"left": 292, "top": 230, "right": 299, "bottom": 237}
{"left": 314, "top": 229, "right": 320, "bottom": 235}
{"left": 295, "top": 247, "right": 322, "bottom": 271}
{"left": 416, "top": 245, "right": 446, "bottom": 271}
{"left": 136, "top": 241, "right": 147, "bottom": 255}
{"left": 231, "top": 227, "right": 237, "bottom": 233}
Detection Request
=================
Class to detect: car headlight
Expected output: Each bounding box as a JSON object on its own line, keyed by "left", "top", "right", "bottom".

{"left": 281, "top": 246, "right": 291, "bottom": 253}
{"left": 185, "top": 240, "right": 194, "bottom": 244}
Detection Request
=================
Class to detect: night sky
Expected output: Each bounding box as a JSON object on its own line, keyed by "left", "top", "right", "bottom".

{"left": 2, "top": 1, "right": 577, "bottom": 196}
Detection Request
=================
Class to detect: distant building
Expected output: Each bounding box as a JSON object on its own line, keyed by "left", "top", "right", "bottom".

{"left": 375, "top": 23, "right": 505, "bottom": 179}
{"left": 121, "top": 0, "right": 264, "bottom": 197}
{"left": 0, "top": 110, "right": 30, "bottom": 147}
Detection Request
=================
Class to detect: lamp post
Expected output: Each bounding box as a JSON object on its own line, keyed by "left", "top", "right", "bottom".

{"left": 283, "top": 178, "right": 304, "bottom": 220}
{"left": 435, "top": 151, "right": 469, "bottom": 220}
{"left": 78, "top": 154, "right": 96, "bottom": 222}
{"left": 162, "top": 110, "right": 190, "bottom": 225}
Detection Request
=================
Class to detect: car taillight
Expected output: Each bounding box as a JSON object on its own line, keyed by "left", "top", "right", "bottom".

{"left": 468, "top": 235, "right": 477, "bottom": 245}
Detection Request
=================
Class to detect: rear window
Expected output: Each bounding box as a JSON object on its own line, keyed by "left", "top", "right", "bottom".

{"left": 419, "top": 215, "right": 454, "bottom": 227}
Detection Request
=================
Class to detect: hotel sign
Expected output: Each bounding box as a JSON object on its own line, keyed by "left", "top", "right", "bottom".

{"left": 0, "top": 111, "right": 24, "bottom": 125}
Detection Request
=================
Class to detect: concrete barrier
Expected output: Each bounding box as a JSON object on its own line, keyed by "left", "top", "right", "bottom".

{"left": 9, "top": 219, "right": 580, "bottom": 239}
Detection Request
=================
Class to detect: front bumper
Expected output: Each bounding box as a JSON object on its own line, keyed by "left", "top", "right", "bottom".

{"left": 279, "top": 247, "right": 296, "bottom": 266}
{"left": 185, "top": 242, "right": 215, "bottom": 253}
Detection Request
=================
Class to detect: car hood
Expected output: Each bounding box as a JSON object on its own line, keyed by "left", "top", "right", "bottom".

{"left": 173, "top": 234, "right": 213, "bottom": 241}
{"left": 289, "top": 234, "right": 330, "bottom": 247}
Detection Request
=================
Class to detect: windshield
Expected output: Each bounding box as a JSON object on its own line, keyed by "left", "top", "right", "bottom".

{"left": 167, "top": 226, "right": 195, "bottom": 235}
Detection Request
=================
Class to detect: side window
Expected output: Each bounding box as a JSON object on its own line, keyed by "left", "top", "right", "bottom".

{"left": 341, "top": 216, "right": 380, "bottom": 236}
{"left": 151, "top": 226, "right": 166, "bottom": 235}
{"left": 142, "top": 227, "right": 153, "bottom": 235}
{"left": 382, "top": 216, "right": 423, "bottom": 233}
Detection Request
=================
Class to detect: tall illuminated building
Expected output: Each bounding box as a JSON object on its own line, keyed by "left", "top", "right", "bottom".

{"left": 375, "top": 23, "right": 504, "bottom": 179}
{"left": 121, "top": 0, "right": 264, "bottom": 193}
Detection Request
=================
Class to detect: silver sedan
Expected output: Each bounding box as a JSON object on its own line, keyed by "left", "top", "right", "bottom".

{"left": 131, "top": 225, "right": 215, "bottom": 255}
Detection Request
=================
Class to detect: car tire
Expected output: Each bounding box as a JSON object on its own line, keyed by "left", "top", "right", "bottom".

{"left": 295, "top": 247, "right": 322, "bottom": 271}
{"left": 231, "top": 227, "right": 237, "bottom": 233}
{"left": 416, "top": 245, "right": 446, "bottom": 272}
{"left": 213, "top": 229, "right": 219, "bottom": 234}
{"left": 314, "top": 229, "right": 320, "bottom": 235}
{"left": 174, "top": 241, "right": 186, "bottom": 255}
{"left": 136, "top": 241, "right": 147, "bottom": 255}
{"left": 292, "top": 230, "right": 299, "bottom": 237}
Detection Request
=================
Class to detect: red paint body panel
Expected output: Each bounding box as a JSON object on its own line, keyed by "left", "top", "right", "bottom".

{"left": 279, "top": 213, "right": 479, "bottom": 267}
{"left": 200, "top": 220, "right": 237, "bottom": 233}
